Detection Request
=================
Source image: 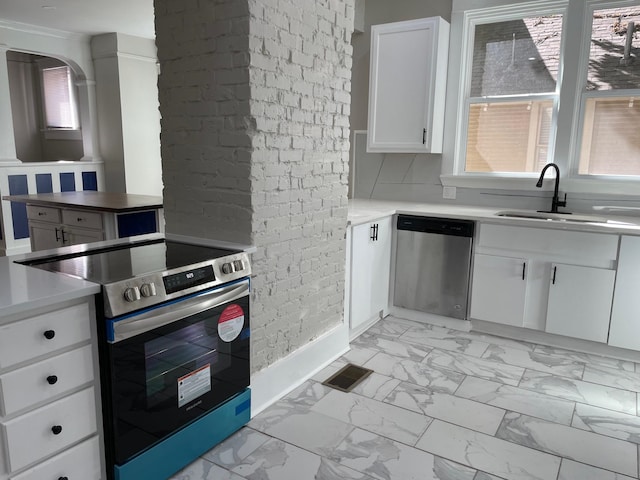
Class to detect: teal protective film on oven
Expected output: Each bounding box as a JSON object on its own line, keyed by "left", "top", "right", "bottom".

{"left": 114, "top": 387, "right": 251, "bottom": 480}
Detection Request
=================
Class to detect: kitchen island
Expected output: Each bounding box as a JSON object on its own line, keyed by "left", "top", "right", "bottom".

{"left": 2, "top": 192, "right": 164, "bottom": 252}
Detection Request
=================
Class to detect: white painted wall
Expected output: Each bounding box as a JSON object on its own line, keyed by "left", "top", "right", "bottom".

{"left": 6, "top": 51, "right": 42, "bottom": 162}
{"left": 0, "top": 21, "right": 99, "bottom": 164}
{"left": 350, "top": 1, "right": 640, "bottom": 214}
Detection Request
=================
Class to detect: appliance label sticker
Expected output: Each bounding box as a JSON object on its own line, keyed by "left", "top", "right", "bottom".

{"left": 218, "top": 304, "right": 245, "bottom": 342}
{"left": 178, "top": 364, "right": 211, "bottom": 408}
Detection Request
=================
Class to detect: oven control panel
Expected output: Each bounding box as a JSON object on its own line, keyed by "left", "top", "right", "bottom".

{"left": 103, "top": 251, "right": 251, "bottom": 318}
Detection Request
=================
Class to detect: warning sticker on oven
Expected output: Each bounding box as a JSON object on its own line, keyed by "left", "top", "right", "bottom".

{"left": 178, "top": 364, "right": 211, "bottom": 408}
{"left": 218, "top": 304, "right": 245, "bottom": 342}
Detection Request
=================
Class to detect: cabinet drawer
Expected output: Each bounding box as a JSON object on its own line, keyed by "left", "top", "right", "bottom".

{"left": 26, "top": 206, "right": 61, "bottom": 224}
{"left": 61, "top": 209, "right": 103, "bottom": 230}
{"left": 0, "top": 345, "right": 94, "bottom": 416}
{"left": 10, "top": 435, "right": 101, "bottom": 480}
{"left": 0, "top": 302, "right": 91, "bottom": 370}
{"left": 2, "top": 387, "right": 97, "bottom": 472}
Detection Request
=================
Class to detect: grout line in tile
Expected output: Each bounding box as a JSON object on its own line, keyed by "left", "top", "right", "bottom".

{"left": 555, "top": 457, "right": 563, "bottom": 480}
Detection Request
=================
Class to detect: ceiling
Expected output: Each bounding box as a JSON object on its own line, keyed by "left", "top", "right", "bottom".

{"left": 0, "top": 0, "right": 155, "bottom": 39}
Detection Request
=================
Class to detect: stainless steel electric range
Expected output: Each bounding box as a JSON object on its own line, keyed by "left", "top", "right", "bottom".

{"left": 23, "top": 237, "right": 252, "bottom": 480}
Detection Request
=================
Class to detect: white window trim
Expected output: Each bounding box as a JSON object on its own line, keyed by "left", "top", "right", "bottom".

{"left": 441, "top": 0, "right": 640, "bottom": 195}
{"left": 35, "top": 57, "right": 82, "bottom": 141}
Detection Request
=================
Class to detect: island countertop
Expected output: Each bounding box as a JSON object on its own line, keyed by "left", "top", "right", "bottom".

{"left": 2, "top": 191, "right": 163, "bottom": 213}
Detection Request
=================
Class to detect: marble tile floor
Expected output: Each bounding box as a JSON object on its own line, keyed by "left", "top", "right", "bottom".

{"left": 170, "top": 316, "right": 640, "bottom": 480}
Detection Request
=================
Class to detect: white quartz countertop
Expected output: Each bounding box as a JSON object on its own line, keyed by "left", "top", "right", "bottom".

{"left": 348, "top": 199, "right": 640, "bottom": 235}
{"left": 0, "top": 256, "right": 99, "bottom": 318}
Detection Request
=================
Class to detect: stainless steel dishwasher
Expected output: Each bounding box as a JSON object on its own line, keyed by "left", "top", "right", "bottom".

{"left": 394, "top": 215, "right": 475, "bottom": 319}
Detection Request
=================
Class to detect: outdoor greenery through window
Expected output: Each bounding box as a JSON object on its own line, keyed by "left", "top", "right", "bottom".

{"left": 42, "top": 65, "right": 79, "bottom": 130}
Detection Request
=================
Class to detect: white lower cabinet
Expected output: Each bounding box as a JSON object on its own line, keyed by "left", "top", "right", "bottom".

{"left": 2, "top": 387, "right": 97, "bottom": 472}
{"left": 0, "top": 298, "right": 102, "bottom": 480}
{"left": 470, "top": 223, "right": 618, "bottom": 342}
{"left": 545, "top": 264, "right": 615, "bottom": 343}
{"left": 11, "top": 436, "right": 101, "bottom": 480}
{"left": 349, "top": 216, "right": 392, "bottom": 338}
{"left": 609, "top": 236, "right": 640, "bottom": 350}
{"left": 470, "top": 254, "right": 527, "bottom": 327}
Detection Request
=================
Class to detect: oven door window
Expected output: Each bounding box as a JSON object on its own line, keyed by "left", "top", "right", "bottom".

{"left": 109, "top": 292, "right": 249, "bottom": 465}
{"left": 145, "top": 320, "right": 228, "bottom": 409}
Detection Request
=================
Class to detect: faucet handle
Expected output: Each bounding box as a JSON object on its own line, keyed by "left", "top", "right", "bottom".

{"left": 558, "top": 193, "right": 567, "bottom": 208}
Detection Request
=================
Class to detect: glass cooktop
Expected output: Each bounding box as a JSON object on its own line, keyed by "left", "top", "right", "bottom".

{"left": 23, "top": 240, "right": 238, "bottom": 285}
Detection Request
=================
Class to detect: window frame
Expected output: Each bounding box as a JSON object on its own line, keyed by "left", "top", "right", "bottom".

{"left": 442, "top": 0, "right": 640, "bottom": 195}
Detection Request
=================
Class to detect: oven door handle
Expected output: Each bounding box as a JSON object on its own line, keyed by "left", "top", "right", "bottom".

{"left": 110, "top": 280, "right": 249, "bottom": 343}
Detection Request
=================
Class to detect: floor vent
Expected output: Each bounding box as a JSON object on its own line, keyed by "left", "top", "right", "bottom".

{"left": 322, "top": 363, "right": 373, "bottom": 393}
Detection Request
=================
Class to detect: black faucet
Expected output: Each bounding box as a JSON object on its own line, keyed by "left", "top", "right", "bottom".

{"left": 536, "top": 163, "right": 568, "bottom": 214}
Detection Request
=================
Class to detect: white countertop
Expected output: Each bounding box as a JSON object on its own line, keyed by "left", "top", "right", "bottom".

{"left": 0, "top": 256, "right": 99, "bottom": 318}
{"left": 348, "top": 199, "right": 640, "bottom": 235}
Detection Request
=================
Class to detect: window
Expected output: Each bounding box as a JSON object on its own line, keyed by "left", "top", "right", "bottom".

{"left": 465, "top": 15, "right": 562, "bottom": 174}
{"left": 41, "top": 65, "right": 80, "bottom": 130}
{"left": 579, "top": 6, "right": 640, "bottom": 176}
{"left": 446, "top": 0, "right": 640, "bottom": 192}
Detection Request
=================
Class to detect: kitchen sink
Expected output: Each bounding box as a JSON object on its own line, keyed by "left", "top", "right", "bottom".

{"left": 495, "top": 210, "right": 612, "bottom": 223}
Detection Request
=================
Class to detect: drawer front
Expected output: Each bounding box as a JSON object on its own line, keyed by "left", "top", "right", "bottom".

{"left": 10, "top": 435, "right": 101, "bottom": 480}
{"left": 26, "top": 206, "right": 61, "bottom": 224}
{"left": 2, "top": 387, "right": 97, "bottom": 472}
{"left": 0, "top": 345, "right": 94, "bottom": 416}
{"left": 61, "top": 209, "right": 103, "bottom": 230}
{"left": 477, "top": 224, "right": 619, "bottom": 266}
{"left": 0, "top": 303, "right": 91, "bottom": 370}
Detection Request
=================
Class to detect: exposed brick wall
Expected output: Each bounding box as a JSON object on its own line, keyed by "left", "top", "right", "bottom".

{"left": 155, "top": 0, "right": 353, "bottom": 374}
{"left": 155, "top": 0, "right": 253, "bottom": 245}
{"left": 248, "top": 0, "right": 353, "bottom": 371}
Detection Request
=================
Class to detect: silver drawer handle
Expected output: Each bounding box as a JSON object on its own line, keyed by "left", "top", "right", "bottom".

{"left": 38, "top": 212, "right": 47, "bottom": 216}
{"left": 77, "top": 217, "right": 84, "bottom": 222}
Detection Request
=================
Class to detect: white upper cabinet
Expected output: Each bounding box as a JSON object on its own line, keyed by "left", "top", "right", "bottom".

{"left": 367, "top": 17, "right": 449, "bottom": 153}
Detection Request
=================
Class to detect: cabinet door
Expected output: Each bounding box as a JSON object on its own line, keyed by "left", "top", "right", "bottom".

{"left": 470, "top": 254, "right": 527, "bottom": 327}
{"left": 367, "top": 17, "right": 449, "bottom": 153}
{"left": 350, "top": 217, "right": 392, "bottom": 331}
{"left": 609, "top": 236, "right": 640, "bottom": 350}
{"left": 63, "top": 226, "right": 105, "bottom": 246}
{"left": 545, "top": 264, "right": 615, "bottom": 343}
{"left": 29, "top": 221, "right": 62, "bottom": 251}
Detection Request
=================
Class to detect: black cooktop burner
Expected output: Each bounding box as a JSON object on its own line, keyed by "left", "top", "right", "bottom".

{"left": 24, "top": 240, "right": 237, "bottom": 284}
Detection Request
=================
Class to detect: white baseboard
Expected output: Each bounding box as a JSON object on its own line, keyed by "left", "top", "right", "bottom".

{"left": 250, "top": 321, "right": 349, "bottom": 417}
